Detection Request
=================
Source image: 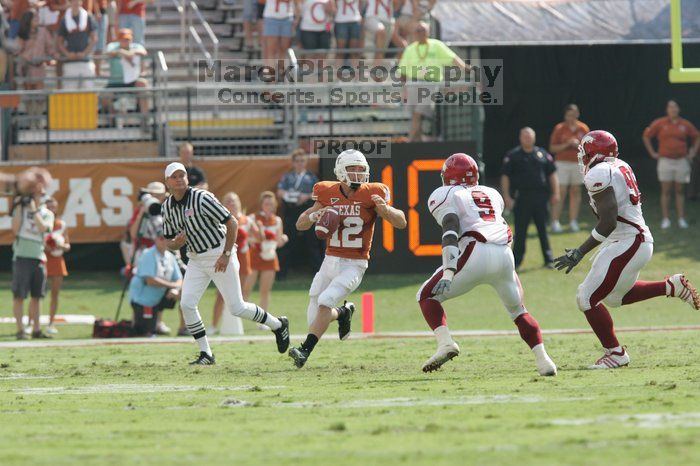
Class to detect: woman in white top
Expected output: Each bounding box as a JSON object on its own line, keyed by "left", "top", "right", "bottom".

{"left": 262, "top": 0, "right": 301, "bottom": 70}
{"left": 363, "top": 0, "right": 399, "bottom": 61}
{"left": 300, "top": 0, "right": 335, "bottom": 59}
{"left": 334, "top": 0, "right": 362, "bottom": 65}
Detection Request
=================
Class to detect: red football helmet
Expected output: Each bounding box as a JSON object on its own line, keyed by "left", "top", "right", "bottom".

{"left": 441, "top": 153, "right": 479, "bottom": 187}
{"left": 578, "top": 130, "right": 619, "bottom": 174}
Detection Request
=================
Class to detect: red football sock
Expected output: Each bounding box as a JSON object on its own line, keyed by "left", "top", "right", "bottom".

{"left": 514, "top": 313, "right": 543, "bottom": 349}
{"left": 621, "top": 280, "right": 667, "bottom": 305}
{"left": 584, "top": 303, "right": 619, "bottom": 349}
{"left": 419, "top": 298, "right": 447, "bottom": 330}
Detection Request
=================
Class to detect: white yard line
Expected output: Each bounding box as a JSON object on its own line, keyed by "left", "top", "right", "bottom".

{"left": 12, "top": 384, "right": 286, "bottom": 395}
{"left": 276, "top": 395, "right": 593, "bottom": 409}
{"left": 0, "top": 373, "right": 57, "bottom": 380}
{"left": 550, "top": 412, "right": 700, "bottom": 429}
{"left": 0, "top": 325, "right": 699, "bottom": 349}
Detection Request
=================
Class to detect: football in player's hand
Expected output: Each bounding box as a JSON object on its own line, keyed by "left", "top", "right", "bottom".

{"left": 315, "top": 208, "right": 339, "bottom": 240}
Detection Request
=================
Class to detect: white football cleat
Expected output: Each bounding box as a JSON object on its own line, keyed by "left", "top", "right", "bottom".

{"left": 679, "top": 218, "right": 689, "bottom": 229}
{"left": 534, "top": 349, "right": 557, "bottom": 376}
{"left": 661, "top": 218, "right": 671, "bottom": 229}
{"left": 589, "top": 347, "right": 629, "bottom": 369}
{"left": 422, "top": 342, "right": 460, "bottom": 373}
{"left": 569, "top": 220, "right": 580, "bottom": 232}
{"left": 666, "top": 274, "right": 700, "bottom": 310}
{"left": 551, "top": 220, "right": 563, "bottom": 233}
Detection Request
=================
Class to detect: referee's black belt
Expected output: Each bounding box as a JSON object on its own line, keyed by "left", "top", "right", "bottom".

{"left": 190, "top": 240, "right": 221, "bottom": 255}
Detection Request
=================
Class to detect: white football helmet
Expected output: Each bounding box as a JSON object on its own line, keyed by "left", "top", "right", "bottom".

{"left": 334, "top": 149, "right": 370, "bottom": 188}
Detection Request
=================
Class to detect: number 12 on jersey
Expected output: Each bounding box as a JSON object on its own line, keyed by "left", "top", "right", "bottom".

{"left": 329, "top": 216, "right": 364, "bottom": 248}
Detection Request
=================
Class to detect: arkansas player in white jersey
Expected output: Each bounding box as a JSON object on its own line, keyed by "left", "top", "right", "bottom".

{"left": 554, "top": 130, "right": 700, "bottom": 369}
{"left": 417, "top": 153, "right": 557, "bottom": 376}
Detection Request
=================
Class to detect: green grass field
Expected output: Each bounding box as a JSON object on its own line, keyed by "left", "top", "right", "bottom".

{"left": 1, "top": 200, "right": 699, "bottom": 465}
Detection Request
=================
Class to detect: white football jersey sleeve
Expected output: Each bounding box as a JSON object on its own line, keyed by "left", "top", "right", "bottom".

{"left": 584, "top": 158, "right": 653, "bottom": 243}
{"left": 428, "top": 185, "right": 511, "bottom": 245}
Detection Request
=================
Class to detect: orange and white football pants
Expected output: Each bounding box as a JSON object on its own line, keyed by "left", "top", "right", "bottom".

{"left": 307, "top": 255, "right": 368, "bottom": 325}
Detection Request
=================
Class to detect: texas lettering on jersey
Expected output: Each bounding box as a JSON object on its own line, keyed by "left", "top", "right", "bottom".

{"left": 312, "top": 181, "right": 390, "bottom": 260}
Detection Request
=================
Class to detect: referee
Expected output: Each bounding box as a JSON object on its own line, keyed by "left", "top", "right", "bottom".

{"left": 162, "top": 162, "right": 290, "bottom": 365}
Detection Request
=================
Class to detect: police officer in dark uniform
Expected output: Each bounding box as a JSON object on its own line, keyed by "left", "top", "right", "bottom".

{"left": 500, "top": 127, "right": 560, "bottom": 270}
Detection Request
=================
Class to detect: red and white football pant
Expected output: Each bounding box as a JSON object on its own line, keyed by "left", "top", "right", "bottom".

{"left": 576, "top": 236, "right": 653, "bottom": 311}
{"left": 416, "top": 242, "right": 526, "bottom": 320}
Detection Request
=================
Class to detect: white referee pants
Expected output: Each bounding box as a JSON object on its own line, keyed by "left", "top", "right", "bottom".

{"left": 180, "top": 244, "right": 262, "bottom": 335}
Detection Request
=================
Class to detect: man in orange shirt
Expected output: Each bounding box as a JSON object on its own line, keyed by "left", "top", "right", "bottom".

{"left": 549, "top": 104, "right": 590, "bottom": 233}
{"left": 643, "top": 100, "right": 700, "bottom": 229}
{"left": 289, "top": 149, "right": 407, "bottom": 368}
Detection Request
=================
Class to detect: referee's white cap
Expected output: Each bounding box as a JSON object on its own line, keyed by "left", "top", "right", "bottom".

{"left": 165, "top": 162, "right": 187, "bottom": 178}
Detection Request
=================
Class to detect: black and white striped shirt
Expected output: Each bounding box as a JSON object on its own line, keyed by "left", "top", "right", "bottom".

{"left": 162, "top": 187, "right": 231, "bottom": 254}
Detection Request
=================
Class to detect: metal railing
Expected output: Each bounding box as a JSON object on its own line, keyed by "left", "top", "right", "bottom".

{"left": 1, "top": 76, "right": 483, "bottom": 159}
{"left": 185, "top": 0, "right": 219, "bottom": 79}
{"left": 153, "top": 51, "right": 171, "bottom": 156}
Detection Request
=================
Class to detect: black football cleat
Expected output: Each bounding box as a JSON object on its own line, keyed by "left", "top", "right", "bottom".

{"left": 273, "top": 316, "right": 290, "bottom": 353}
{"left": 337, "top": 301, "right": 355, "bottom": 341}
{"left": 288, "top": 347, "right": 310, "bottom": 368}
{"left": 189, "top": 352, "right": 215, "bottom": 365}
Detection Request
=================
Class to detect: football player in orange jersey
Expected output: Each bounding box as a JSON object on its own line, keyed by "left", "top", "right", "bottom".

{"left": 289, "top": 149, "right": 407, "bottom": 368}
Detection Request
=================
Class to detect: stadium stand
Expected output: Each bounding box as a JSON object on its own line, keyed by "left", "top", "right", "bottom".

{"left": 2, "top": 0, "right": 485, "bottom": 161}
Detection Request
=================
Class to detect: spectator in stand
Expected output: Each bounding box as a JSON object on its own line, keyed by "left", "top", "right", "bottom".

{"left": 11, "top": 189, "right": 54, "bottom": 340}
{"left": 333, "top": 0, "right": 361, "bottom": 67}
{"left": 398, "top": 21, "right": 468, "bottom": 141}
{"left": 18, "top": 9, "right": 55, "bottom": 127}
{"left": 37, "top": 1, "right": 68, "bottom": 36}
{"left": 364, "top": 0, "right": 398, "bottom": 62}
{"left": 396, "top": 0, "right": 434, "bottom": 47}
{"left": 262, "top": 0, "right": 300, "bottom": 79}
{"left": 210, "top": 192, "right": 258, "bottom": 334}
{"left": 242, "top": 0, "right": 264, "bottom": 52}
{"left": 244, "top": 191, "right": 288, "bottom": 313}
{"left": 117, "top": 0, "right": 150, "bottom": 45}
{"left": 101, "top": 28, "right": 149, "bottom": 124}
{"left": 643, "top": 100, "right": 699, "bottom": 229}
{"left": 44, "top": 197, "right": 70, "bottom": 335}
{"left": 57, "top": 0, "right": 97, "bottom": 89}
{"left": 277, "top": 148, "right": 321, "bottom": 278}
{"left": 179, "top": 142, "right": 208, "bottom": 189}
{"left": 128, "top": 228, "right": 182, "bottom": 336}
{"left": 107, "top": 0, "right": 118, "bottom": 41}
{"left": 548, "top": 104, "right": 589, "bottom": 233}
{"left": 8, "top": 0, "right": 31, "bottom": 39}
{"left": 300, "top": 0, "right": 334, "bottom": 61}
{"left": 38, "top": 0, "right": 68, "bottom": 86}
{"left": 92, "top": 0, "right": 108, "bottom": 75}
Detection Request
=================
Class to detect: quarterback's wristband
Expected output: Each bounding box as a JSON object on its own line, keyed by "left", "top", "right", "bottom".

{"left": 309, "top": 210, "right": 323, "bottom": 222}
{"left": 442, "top": 269, "right": 455, "bottom": 281}
{"left": 591, "top": 228, "right": 608, "bottom": 242}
